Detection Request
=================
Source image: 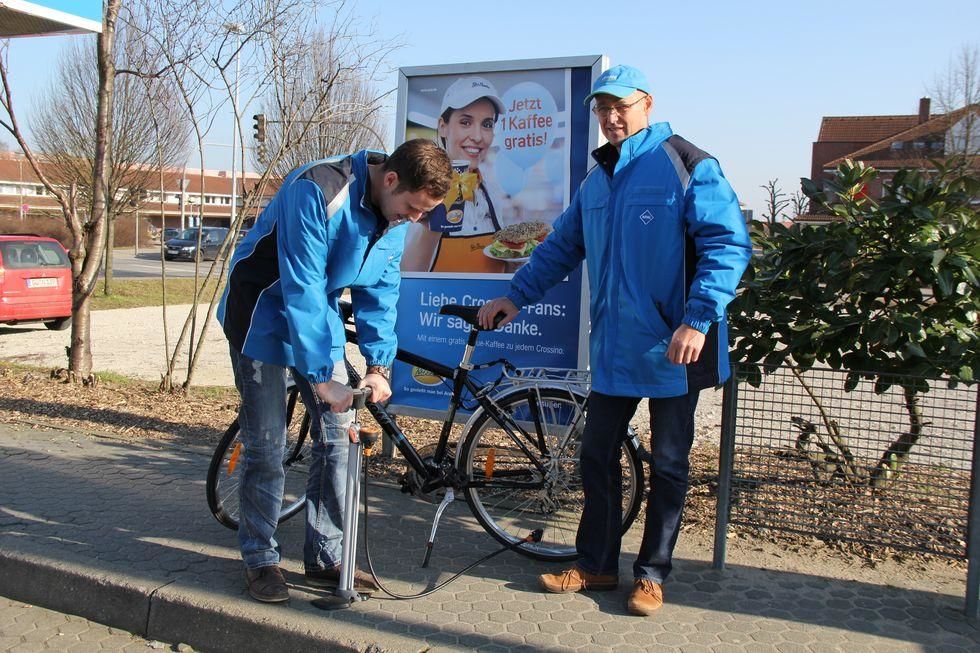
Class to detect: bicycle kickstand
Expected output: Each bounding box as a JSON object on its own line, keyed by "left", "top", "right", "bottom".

{"left": 313, "top": 391, "right": 376, "bottom": 611}
{"left": 422, "top": 487, "right": 454, "bottom": 568}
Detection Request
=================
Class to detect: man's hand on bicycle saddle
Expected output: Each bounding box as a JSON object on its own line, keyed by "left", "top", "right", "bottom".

{"left": 359, "top": 372, "right": 392, "bottom": 404}
{"left": 477, "top": 297, "right": 519, "bottom": 330}
{"left": 314, "top": 380, "right": 356, "bottom": 413}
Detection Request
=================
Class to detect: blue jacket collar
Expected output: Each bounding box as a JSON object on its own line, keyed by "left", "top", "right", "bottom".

{"left": 357, "top": 149, "right": 389, "bottom": 227}
{"left": 591, "top": 122, "right": 673, "bottom": 176}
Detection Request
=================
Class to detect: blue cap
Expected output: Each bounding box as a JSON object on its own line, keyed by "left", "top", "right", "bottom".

{"left": 583, "top": 65, "right": 651, "bottom": 106}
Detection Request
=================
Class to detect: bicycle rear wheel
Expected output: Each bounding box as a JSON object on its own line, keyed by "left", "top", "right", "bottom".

{"left": 459, "top": 387, "right": 643, "bottom": 561}
{"left": 206, "top": 389, "right": 312, "bottom": 530}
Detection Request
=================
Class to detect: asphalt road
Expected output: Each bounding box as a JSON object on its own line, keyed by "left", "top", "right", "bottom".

{"left": 102, "top": 248, "right": 224, "bottom": 279}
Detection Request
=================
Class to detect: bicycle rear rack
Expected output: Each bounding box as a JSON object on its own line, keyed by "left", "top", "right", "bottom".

{"left": 503, "top": 367, "right": 591, "bottom": 391}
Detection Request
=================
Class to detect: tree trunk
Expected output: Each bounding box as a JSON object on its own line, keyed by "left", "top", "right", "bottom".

{"left": 870, "top": 387, "right": 924, "bottom": 490}
{"left": 67, "top": 1, "right": 120, "bottom": 381}
{"left": 68, "top": 290, "right": 93, "bottom": 381}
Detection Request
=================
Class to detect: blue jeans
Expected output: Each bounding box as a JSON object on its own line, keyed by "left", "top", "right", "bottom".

{"left": 575, "top": 389, "right": 700, "bottom": 584}
{"left": 230, "top": 347, "right": 352, "bottom": 571}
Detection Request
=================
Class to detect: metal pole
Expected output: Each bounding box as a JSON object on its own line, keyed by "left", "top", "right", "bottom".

{"left": 965, "top": 385, "right": 980, "bottom": 620}
{"left": 713, "top": 371, "right": 739, "bottom": 569}
{"left": 336, "top": 439, "right": 363, "bottom": 598}
{"left": 133, "top": 207, "right": 139, "bottom": 255}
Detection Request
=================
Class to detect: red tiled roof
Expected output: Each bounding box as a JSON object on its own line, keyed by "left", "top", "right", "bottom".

{"left": 817, "top": 115, "right": 921, "bottom": 142}
{"left": 825, "top": 105, "right": 980, "bottom": 167}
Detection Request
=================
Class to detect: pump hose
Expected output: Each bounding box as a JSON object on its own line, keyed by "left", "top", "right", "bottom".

{"left": 361, "top": 462, "right": 543, "bottom": 600}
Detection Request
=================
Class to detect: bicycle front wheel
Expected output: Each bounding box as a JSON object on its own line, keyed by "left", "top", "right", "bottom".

{"left": 459, "top": 387, "right": 643, "bottom": 561}
{"left": 206, "top": 395, "right": 312, "bottom": 530}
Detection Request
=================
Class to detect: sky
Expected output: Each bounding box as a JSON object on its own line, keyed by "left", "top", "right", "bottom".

{"left": 3, "top": 0, "right": 979, "bottom": 215}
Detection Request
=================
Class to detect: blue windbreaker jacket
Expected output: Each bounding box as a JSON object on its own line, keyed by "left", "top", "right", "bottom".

{"left": 507, "top": 123, "right": 751, "bottom": 398}
{"left": 218, "top": 150, "right": 406, "bottom": 384}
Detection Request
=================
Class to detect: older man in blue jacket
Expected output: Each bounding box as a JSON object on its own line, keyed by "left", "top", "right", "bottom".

{"left": 219, "top": 139, "right": 451, "bottom": 603}
{"left": 478, "top": 65, "right": 751, "bottom": 616}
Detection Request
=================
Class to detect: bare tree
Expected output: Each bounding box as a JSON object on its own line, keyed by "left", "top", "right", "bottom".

{"left": 790, "top": 189, "right": 808, "bottom": 221}
{"left": 32, "top": 23, "right": 188, "bottom": 296}
{"left": 261, "top": 31, "right": 390, "bottom": 180}
{"left": 0, "top": 0, "right": 123, "bottom": 384}
{"left": 928, "top": 43, "right": 980, "bottom": 157}
{"left": 124, "top": 0, "right": 398, "bottom": 391}
{"left": 760, "top": 178, "right": 790, "bottom": 226}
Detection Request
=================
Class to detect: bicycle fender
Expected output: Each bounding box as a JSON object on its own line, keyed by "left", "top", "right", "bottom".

{"left": 453, "top": 385, "right": 588, "bottom": 468}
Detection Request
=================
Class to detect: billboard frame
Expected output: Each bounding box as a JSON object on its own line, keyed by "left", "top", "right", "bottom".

{"left": 390, "top": 55, "right": 609, "bottom": 420}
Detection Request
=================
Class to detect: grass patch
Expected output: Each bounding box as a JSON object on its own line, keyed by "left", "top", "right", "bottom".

{"left": 91, "top": 277, "right": 225, "bottom": 311}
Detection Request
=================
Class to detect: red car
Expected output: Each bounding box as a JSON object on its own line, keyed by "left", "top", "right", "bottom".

{"left": 0, "top": 235, "right": 72, "bottom": 330}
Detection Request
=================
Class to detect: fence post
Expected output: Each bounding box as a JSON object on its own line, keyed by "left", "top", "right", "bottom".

{"left": 966, "top": 385, "right": 980, "bottom": 620}
{"left": 713, "top": 371, "right": 738, "bottom": 570}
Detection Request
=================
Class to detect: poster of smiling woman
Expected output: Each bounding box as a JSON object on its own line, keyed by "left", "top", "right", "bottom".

{"left": 390, "top": 56, "right": 604, "bottom": 416}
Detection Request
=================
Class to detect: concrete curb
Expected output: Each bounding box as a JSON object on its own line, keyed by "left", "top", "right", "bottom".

{"left": 0, "top": 549, "right": 380, "bottom": 652}
{"left": 0, "top": 550, "right": 153, "bottom": 637}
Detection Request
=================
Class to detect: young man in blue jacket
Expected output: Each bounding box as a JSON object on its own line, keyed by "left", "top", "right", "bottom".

{"left": 478, "top": 65, "right": 751, "bottom": 616}
{"left": 218, "top": 139, "right": 452, "bottom": 603}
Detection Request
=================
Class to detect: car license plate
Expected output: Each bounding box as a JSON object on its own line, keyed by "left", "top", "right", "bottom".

{"left": 28, "top": 277, "right": 58, "bottom": 288}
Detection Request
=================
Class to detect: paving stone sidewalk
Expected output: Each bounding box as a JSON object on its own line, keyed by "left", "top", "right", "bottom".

{"left": 0, "top": 421, "right": 977, "bottom": 652}
{"left": 0, "top": 595, "right": 166, "bottom": 652}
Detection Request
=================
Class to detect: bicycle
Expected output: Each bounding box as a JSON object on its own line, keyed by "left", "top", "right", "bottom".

{"left": 205, "top": 377, "right": 312, "bottom": 530}
{"left": 206, "top": 302, "right": 644, "bottom": 561}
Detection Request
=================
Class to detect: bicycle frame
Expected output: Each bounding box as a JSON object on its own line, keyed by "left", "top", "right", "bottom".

{"left": 342, "top": 311, "right": 563, "bottom": 496}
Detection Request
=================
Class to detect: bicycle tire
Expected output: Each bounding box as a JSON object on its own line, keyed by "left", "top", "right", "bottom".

{"left": 206, "top": 393, "right": 312, "bottom": 530}
{"left": 459, "top": 387, "right": 643, "bottom": 561}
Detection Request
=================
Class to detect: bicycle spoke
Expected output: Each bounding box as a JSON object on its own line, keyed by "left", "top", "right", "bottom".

{"left": 207, "top": 388, "right": 312, "bottom": 530}
{"left": 461, "top": 387, "right": 643, "bottom": 561}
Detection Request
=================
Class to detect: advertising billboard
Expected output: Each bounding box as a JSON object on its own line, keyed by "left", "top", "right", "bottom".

{"left": 391, "top": 56, "right": 605, "bottom": 416}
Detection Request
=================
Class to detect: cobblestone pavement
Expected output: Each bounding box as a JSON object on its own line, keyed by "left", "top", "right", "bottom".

{"left": 0, "top": 421, "right": 977, "bottom": 652}
{"left": 0, "top": 595, "right": 172, "bottom": 652}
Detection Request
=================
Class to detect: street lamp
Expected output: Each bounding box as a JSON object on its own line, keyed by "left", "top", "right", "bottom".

{"left": 224, "top": 22, "right": 245, "bottom": 232}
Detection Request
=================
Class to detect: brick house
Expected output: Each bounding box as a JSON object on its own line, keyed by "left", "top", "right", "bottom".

{"left": 0, "top": 151, "right": 272, "bottom": 246}
{"left": 801, "top": 98, "right": 979, "bottom": 222}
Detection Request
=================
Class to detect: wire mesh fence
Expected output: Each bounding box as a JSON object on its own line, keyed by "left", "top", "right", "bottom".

{"left": 719, "top": 364, "right": 978, "bottom": 560}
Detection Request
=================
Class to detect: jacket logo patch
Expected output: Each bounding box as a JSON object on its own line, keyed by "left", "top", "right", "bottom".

{"left": 638, "top": 210, "right": 655, "bottom": 225}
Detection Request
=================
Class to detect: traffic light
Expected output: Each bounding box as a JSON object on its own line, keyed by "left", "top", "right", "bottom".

{"left": 253, "top": 113, "right": 266, "bottom": 143}
{"left": 257, "top": 143, "right": 267, "bottom": 163}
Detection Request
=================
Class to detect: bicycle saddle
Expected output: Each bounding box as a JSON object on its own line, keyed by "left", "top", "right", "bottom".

{"left": 438, "top": 304, "right": 503, "bottom": 330}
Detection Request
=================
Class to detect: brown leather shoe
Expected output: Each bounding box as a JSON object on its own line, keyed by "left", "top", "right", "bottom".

{"left": 628, "top": 579, "right": 664, "bottom": 615}
{"left": 539, "top": 567, "right": 618, "bottom": 593}
{"left": 304, "top": 564, "right": 380, "bottom": 594}
{"left": 245, "top": 565, "right": 289, "bottom": 603}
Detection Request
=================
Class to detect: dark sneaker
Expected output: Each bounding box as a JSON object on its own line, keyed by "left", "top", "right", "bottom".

{"left": 627, "top": 579, "right": 664, "bottom": 615}
{"left": 539, "top": 567, "right": 619, "bottom": 593}
{"left": 304, "top": 565, "right": 380, "bottom": 594}
{"left": 246, "top": 565, "right": 289, "bottom": 603}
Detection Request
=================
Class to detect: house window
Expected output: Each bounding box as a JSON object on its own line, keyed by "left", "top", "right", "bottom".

{"left": 913, "top": 141, "right": 926, "bottom": 149}
{"left": 890, "top": 141, "right": 904, "bottom": 150}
